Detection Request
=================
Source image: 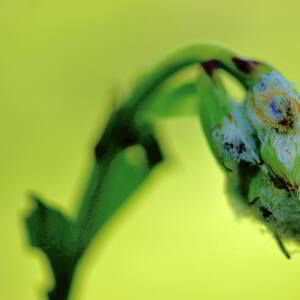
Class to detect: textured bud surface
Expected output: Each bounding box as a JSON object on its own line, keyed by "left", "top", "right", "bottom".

{"left": 247, "top": 72, "right": 300, "bottom": 133}
{"left": 247, "top": 72, "right": 300, "bottom": 188}
{"left": 212, "top": 102, "right": 260, "bottom": 170}
{"left": 204, "top": 71, "right": 300, "bottom": 257}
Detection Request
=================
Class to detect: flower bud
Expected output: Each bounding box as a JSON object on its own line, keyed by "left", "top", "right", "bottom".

{"left": 200, "top": 70, "right": 300, "bottom": 257}
{"left": 247, "top": 72, "right": 300, "bottom": 190}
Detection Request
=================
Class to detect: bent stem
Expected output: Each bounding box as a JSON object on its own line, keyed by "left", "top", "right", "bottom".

{"left": 25, "top": 43, "right": 274, "bottom": 300}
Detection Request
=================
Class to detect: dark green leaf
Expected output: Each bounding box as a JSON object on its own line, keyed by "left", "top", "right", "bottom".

{"left": 26, "top": 195, "right": 79, "bottom": 300}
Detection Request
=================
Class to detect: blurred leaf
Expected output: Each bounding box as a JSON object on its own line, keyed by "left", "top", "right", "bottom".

{"left": 26, "top": 195, "right": 79, "bottom": 300}
{"left": 26, "top": 146, "right": 155, "bottom": 299}
{"left": 135, "top": 81, "right": 199, "bottom": 123}
{"left": 76, "top": 146, "right": 151, "bottom": 250}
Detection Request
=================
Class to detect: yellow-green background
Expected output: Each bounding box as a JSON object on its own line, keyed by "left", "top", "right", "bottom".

{"left": 1, "top": 0, "right": 300, "bottom": 299}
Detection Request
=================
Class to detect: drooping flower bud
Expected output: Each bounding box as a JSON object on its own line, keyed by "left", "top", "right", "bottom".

{"left": 199, "top": 68, "right": 300, "bottom": 258}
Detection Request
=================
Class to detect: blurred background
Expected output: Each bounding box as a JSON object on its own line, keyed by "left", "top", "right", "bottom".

{"left": 1, "top": 0, "right": 300, "bottom": 299}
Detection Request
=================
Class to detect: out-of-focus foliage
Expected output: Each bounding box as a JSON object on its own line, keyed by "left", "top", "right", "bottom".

{"left": 26, "top": 150, "right": 151, "bottom": 299}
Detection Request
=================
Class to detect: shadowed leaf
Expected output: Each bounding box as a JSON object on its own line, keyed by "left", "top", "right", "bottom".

{"left": 26, "top": 195, "right": 79, "bottom": 300}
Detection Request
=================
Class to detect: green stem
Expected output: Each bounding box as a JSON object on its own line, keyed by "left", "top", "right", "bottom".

{"left": 36, "top": 43, "right": 276, "bottom": 300}
{"left": 126, "top": 43, "right": 274, "bottom": 112}
{"left": 76, "top": 43, "right": 276, "bottom": 283}
{"left": 48, "top": 256, "right": 80, "bottom": 300}
{"left": 95, "top": 43, "right": 274, "bottom": 162}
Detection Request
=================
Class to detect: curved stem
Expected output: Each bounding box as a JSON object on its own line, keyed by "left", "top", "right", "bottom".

{"left": 125, "top": 43, "right": 275, "bottom": 112}
{"left": 96, "top": 43, "right": 275, "bottom": 162}
{"left": 26, "top": 43, "right": 277, "bottom": 300}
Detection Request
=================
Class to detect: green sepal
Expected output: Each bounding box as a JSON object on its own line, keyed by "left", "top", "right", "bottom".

{"left": 260, "top": 136, "right": 297, "bottom": 189}
{"left": 291, "top": 156, "right": 300, "bottom": 186}
{"left": 198, "top": 73, "right": 231, "bottom": 168}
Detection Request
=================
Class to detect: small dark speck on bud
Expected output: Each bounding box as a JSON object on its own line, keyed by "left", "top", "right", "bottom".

{"left": 260, "top": 206, "right": 274, "bottom": 219}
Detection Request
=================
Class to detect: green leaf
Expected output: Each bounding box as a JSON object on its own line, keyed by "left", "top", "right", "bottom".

{"left": 135, "top": 81, "right": 199, "bottom": 123}
{"left": 26, "top": 195, "right": 79, "bottom": 300}
{"left": 76, "top": 146, "right": 151, "bottom": 250}
{"left": 25, "top": 146, "right": 156, "bottom": 299}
